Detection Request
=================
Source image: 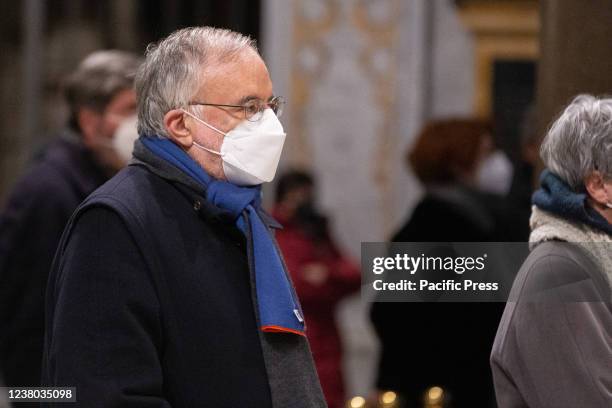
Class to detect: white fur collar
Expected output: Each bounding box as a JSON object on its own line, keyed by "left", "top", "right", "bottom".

{"left": 530, "top": 206, "right": 612, "bottom": 295}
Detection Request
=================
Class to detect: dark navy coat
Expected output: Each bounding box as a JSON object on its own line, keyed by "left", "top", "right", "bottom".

{"left": 0, "top": 134, "right": 108, "bottom": 387}
{"left": 41, "top": 155, "right": 277, "bottom": 407}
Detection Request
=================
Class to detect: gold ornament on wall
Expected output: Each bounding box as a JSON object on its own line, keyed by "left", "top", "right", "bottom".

{"left": 457, "top": 0, "right": 540, "bottom": 118}
{"left": 289, "top": 0, "right": 339, "bottom": 168}
{"left": 352, "top": 0, "right": 401, "bottom": 235}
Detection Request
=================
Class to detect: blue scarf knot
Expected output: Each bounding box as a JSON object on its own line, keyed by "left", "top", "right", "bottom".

{"left": 532, "top": 169, "right": 612, "bottom": 235}
{"left": 141, "top": 136, "right": 305, "bottom": 336}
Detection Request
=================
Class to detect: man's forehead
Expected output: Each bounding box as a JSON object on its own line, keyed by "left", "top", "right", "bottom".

{"left": 197, "top": 55, "right": 273, "bottom": 102}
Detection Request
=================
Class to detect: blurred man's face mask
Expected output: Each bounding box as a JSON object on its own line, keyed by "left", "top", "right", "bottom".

{"left": 182, "top": 108, "right": 286, "bottom": 186}
{"left": 89, "top": 112, "right": 136, "bottom": 172}
{"left": 111, "top": 114, "right": 139, "bottom": 163}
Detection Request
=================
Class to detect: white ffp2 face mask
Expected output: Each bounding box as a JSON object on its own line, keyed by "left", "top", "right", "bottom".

{"left": 112, "top": 114, "right": 139, "bottom": 163}
{"left": 183, "top": 108, "right": 286, "bottom": 186}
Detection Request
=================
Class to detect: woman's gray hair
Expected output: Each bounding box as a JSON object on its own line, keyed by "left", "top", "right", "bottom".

{"left": 540, "top": 94, "right": 612, "bottom": 191}
{"left": 135, "top": 26, "right": 258, "bottom": 137}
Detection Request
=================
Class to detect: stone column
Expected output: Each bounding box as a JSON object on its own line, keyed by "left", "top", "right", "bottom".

{"left": 537, "top": 0, "right": 612, "bottom": 139}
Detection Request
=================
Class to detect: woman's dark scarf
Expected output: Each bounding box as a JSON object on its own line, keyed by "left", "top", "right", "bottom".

{"left": 532, "top": 169, "right": 612, "bottom": 236}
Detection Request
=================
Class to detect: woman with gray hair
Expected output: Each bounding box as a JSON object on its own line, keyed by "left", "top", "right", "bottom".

{"left": 491, "top": 94, "right": 612, "bottom": 407}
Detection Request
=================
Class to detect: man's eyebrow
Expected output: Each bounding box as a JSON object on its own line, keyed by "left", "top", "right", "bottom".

{"left": 236, "top": 94, "right": 275, "bottom": 105}
{"left": 236, "top": 95, "right": 260, "bottom": 105}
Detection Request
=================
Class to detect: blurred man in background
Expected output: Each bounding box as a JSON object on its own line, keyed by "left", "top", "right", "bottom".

{"left": 273, "top": 170, "right": 361, "bottom": 408}
{"left": 0, "top": 50, "right": 140, "bottom": 387}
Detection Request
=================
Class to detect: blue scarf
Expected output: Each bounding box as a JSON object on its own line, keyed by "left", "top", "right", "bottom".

{"left": 141, "top": 136, "right": 305, "bottom": 336}
{"left": 532, "top": 169, "right": 612, "bottom": 235}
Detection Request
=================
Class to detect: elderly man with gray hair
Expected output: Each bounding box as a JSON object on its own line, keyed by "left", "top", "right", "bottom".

{"left": 491, "top": 95, "right": 612, "bottom": 407}
{"left": 0, "top": 50, "right": 140, "bottom": 390}
{"left": 42, "top": 27, "right": 326, "bottom": 407}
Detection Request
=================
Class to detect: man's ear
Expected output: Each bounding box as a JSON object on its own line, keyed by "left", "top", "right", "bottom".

{"left": 77, "top": 108, "right": 102, "bottom": 145}
{"left": 164, "top": 109, "right": 192, "bottom": 149}
{"left": 585, "top": 171, "right": 608, "bottom": 205}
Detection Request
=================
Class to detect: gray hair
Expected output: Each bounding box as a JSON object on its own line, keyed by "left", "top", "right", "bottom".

{"left": 135, "top": 27, "right": 258, "bottom": 137}
{"left": 540, "top": 94, "right": 612, "bottom": 191}
{"left": 65, "top": 50, "right": 142, "bottom": 131}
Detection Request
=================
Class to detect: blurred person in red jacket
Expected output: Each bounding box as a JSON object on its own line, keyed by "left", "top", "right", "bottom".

{"left": 273, "top": 170, "right": 361, "bottom": 408}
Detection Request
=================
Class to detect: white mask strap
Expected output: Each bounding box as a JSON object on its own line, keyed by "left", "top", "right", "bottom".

{"left": 181, "top": 109, "right": 225, "bottom": 156}
{"left": 192, "top": 140, "right": 223, "bottom": 156}
{"left": 181, "top": 109, "right": 227, "bottom": 136}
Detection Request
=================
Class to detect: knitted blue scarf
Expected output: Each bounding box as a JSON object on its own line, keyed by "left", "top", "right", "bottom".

{"left": 141, "top": 136, "right": 305, "bottom": 336}
{"left": 533, "top": 169, "right": 612, "bottom": 235}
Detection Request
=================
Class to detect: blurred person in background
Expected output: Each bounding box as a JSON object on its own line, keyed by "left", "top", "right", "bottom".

{"left": 41, "top": 27, "right": 325, "bottom": 407}
{"left": 491, "top": 95, "right": 612, "bottom": 407}
{"left": 273, "top": 170, "right": 361, "bottom": 408}
{"left": 0, "top": 50, "right": 141, "bottom": 387}
{"left": 370, "top": 119, "right": 508, "bottom": 407}
{"left": 393, "top": 119, "right": 509, "bottom": 242}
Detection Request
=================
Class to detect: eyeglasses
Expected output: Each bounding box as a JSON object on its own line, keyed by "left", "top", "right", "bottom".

{"left": 188, "top": 96, "right": 285, "bottom": 122}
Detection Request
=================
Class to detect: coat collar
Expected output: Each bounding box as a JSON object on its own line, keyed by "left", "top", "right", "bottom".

{"left": 131, "top": 137, "right": 282, "bottom": 230}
